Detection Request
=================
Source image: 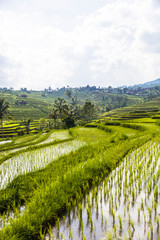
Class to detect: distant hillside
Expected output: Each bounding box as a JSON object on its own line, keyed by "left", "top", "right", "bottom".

{"left": 131, "top": 78, "right": 160, "bottom": 89}
{"left": 0, "top": 87, "right": 141, "bottom": 120}
{"left": 103, "top": 97, "right": 160, "bottom": 120}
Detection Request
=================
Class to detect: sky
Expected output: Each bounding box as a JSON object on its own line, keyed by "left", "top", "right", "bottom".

{"left": 0, "top": 0, "right": 160, "bottom": 90}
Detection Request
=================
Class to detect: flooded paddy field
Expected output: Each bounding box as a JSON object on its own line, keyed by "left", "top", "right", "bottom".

{"left": 47, "top": 140, "right": 160, "bottom": 240}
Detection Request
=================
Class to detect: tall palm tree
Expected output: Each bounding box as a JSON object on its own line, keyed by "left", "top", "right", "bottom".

{"left": 20, "top": 119, "right": 32, "bottom": 134}
{"left": 53, "top": 98, "right": 68, "bottom": 120}
{"left": 0, "top": 99, "right": 10, "bottom": 139}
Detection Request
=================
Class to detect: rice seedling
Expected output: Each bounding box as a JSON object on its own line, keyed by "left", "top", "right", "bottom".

{"left": 113, "top": 224, "right": 116, "bottom": 237}
{"left": 156, "top": 215, "right": 159, "bottom": 229}
{"left": 68, "top": 226, "right": 73, "bottom": 240}
{"left": 118, "top": 214, "right": 122, "bottom": 230}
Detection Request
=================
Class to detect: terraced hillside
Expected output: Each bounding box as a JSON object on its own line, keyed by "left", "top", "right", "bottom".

{"left": 103, "top": 97, "right": 160, "bottom": 120}
{"left": 0, "top": 121, "right": 40, "bottom": 139}
{"left": 0, "top": 88, "right": 141, "bottom": 120}
{"left": 0, "top": 91, "right": 52, "bottom": 120}
{"left": 0, "top": 121, "right": 158, "bottom": 239}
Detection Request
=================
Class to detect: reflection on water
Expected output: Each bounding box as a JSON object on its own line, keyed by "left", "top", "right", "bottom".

{"left": 46, "top": 141, "right": 160, "bottom": 240}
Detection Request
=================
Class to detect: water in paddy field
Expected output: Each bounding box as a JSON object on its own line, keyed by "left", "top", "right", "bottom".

{"left": 45, "top": 141, "right": 160, "bottom": 240}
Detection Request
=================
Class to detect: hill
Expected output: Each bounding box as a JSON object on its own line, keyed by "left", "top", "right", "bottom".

{"left": 130, "top": 78, "right": 160, "bottom": 89}
{"left": 0, "top": 87, "right": 141, "bottom": 120}
{"left": 102, "top": 96, "right": 160, "bottom": 120}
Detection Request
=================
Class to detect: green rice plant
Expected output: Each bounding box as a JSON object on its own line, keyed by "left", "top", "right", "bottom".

{"left": 141, "top": 198, "right": 144, "bottom": 210}
{"left": 128, "top": 217, "right": 135, "bottom": 232}
{"left": 47, "top": 224, "right": 53, "bottom": 239}
{"left": 60, "top": 233, "right": 63, "bottom": 240}
{"left": 82, "top": 234, "right": 87, "bottom": 240}
{"left": 147, "top": 230, "right": 150, "bottom": 240}
{"left": 118, "top": 214, "right": 122, "bottom": 230}
{"left": 114, "top": 224, "right": 116, "bottom": 237}
{"left": 154, "top": 185, "right": 158, "bottom": 203}
{"left": 124, "top": 206, "right": 126, "bottom": 217}
{"left": 147, "top": 206, "right": 152, "bottom": 222}
{"left": 79, "top": 218, "right": 83, "bottom": 233}
{"left": 150, "top": 222, "right": 153, "bottom": 236}
{"left": 128, "top": 228, "right": 132, "bottom": 239}
{"left": 96, "top": 199, "right": 98, "bottom": 213}
{"left": 111, "top": 209, "right": 115, "bottom": 226}
{"left": 66, "top": 201, "right": 71, "bottom": 215}
{"left": 101, "top": 210, "right": 103, "bottom": 224}
{"left": 156, "top": 215, "right": 159, "bottom": 229}
{"left": 78, "top": 202, "right": 82, "bottom": 219}
{"left": 154, "top": 201, "right": 157, "bottom": 213}
{"left": 87, "top": 207, "right": 91, "bottom": 220}
{"left": 105, "top": 219, "right": 107, "bottom": 228}
{"left": 144, "top": 212, "right": 146, "bottom": 225}
{"left": 89, "top": 214, "right": 93, "bottom": 230}
{"left": 138, "top": 207, "right": 140, "bottom": 221}
{"left": 132, "top": 188, "right": 135, "bottom": 203}
{"left": 56, "top": 218, "right": 60, "bottom": 230}
{"left": 69, "top": 226, "right": 73, "bottom": 240}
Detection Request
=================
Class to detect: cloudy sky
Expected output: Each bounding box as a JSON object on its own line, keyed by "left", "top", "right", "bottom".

{"left": 0, "top": 0, "right": 160, "bottom": 90}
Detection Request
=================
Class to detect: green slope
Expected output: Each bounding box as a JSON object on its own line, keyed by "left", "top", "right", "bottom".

{"left": 102, "top": 97, "right": 160, "bottom": 120}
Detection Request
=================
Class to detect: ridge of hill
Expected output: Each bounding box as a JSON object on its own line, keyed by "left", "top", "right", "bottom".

{"left": 130, "top": 78, "right": 160, "bottom": 89}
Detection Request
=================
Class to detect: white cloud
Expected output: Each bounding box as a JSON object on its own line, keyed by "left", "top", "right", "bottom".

{"left": 0, "top": 0, "right": 160, "bottom": 89}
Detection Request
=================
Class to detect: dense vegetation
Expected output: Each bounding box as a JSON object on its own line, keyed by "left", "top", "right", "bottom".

{"left": 1, "top": 81, "right": 160, "bottom": 239}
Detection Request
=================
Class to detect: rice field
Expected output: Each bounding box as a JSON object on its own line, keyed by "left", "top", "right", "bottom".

{"left": 0, "top": 139, "right": 85, "bottom": 189}
{"left": 0, "top": 130, "right": 73, "bottom": 162}
{"left": 46, "top": 139, "right": 160, "bottom": 240}
{"left": 0, "top": 124, "right": 157, "bottom": 239}
{"left": 36, "top": 130, "right": 72, "bottom": 145}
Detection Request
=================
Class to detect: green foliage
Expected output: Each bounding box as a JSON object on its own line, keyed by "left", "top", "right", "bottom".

{"left": 82, "top": 101, "right": 96, "bottom": 122}
{"left": 0, "top": 99, "right": 11, "bottom": 139}
{"left": 62, "top": 116, "right": 75, "bottom": 129}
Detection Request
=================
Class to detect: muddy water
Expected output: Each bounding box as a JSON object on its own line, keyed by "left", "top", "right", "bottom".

{"left": 46, "top": 141, "right": 160, "bottom": 240}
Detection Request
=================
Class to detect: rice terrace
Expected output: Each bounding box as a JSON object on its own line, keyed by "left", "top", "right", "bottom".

{"left": 1, "top": 84, "right": 160, "bottom": 240}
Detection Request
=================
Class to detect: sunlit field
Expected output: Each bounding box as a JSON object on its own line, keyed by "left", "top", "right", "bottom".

{"left": 0, "top": 122, "right": 159, "bottom": 239}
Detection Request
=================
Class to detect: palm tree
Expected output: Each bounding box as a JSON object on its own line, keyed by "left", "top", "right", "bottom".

{"left": 20, "top": 119, "right": 32, "bottom": 134}
{"left": 65, "top": 89, "right": 72, "bottom": 99}
{"left": 53, "top": 98, "right": 68, "bottom": 120}
{"left": 0, "top": 99, "right": 10, "bottom": 139}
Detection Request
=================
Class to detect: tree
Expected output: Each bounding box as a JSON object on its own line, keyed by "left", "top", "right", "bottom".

{"left": 62, "top": 116, "right": 75, "bottom": 129}
{"left": 53, "top": 98, "right": 68, "bottom": 120}
{"left": 20, "top": 119, "right": 32, "bottom": 134}
{"left": 82, "top": 101, "right": 96, "bottom": 122}
{"left": 65, "top": 89, "right": 72, "bottom": 99}
{"left": 48, "top": 108, "right": 58, "bottom": 129}
{"left": 0, "top": 99, "right": 10, "bottom": 139}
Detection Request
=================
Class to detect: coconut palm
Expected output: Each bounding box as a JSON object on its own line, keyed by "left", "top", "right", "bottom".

{"left": 65, "top": 89, "right": 72, "bottom": 99}
{"left": 0, "top": 99, "right": 10, "bottom": 139}
{"left": 53, "top": 98, "right": 68, "bottom": 120}
{"left": 20, "top": 118, "right": 32, "bottom": 134}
